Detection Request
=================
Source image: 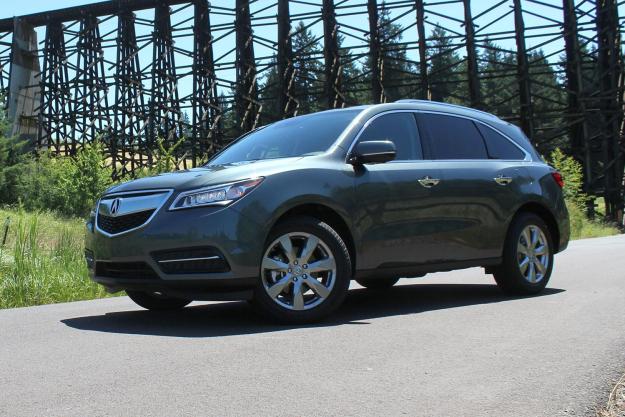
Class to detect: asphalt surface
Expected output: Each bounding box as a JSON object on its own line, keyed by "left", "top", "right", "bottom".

{"left": 1, "top": 235, "right": 624, "bottom": 417}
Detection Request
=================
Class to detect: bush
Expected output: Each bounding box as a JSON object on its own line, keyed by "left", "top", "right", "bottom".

{"left": 12, "top": 142, "right": 113, "bottom": 218}
{"left": 549, "top": 148, "right": 589, "bottom": 209}
{"left": 134, "top": 137, "right": 186, "bottom": 178}
{"left": 549, "top": 148, "right": 619, "bottom": 239}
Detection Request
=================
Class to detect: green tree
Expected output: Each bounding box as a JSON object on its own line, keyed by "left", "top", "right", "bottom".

{"left": 427, "top": 27, "right": 463, "bottom": 103}
{"left": 528, "top": 50, "right": 568, "bottom": 154}
{"left": 363, "top": 3, "right": 417, "bottom": 102}
{"left": 291, "top": 21, "right": 324, "bottom": 114}
{"left": 479, "top": 38, "right": 518, "bottom": 116}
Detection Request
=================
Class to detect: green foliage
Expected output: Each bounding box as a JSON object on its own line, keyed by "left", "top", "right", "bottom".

{"left": 0, "top": 208, "right": 110, "bottom": 308}
{"left": 11, "top": 142, "right": 113, "bottom": 218}
{"left": 549, "top": 148, "right": 619, "bottom": 239}
{"left": 135, "top": 136, "right": 186, "bottom": 177}
{"left": 428, "top": 27, "right": 463, "bottom": 103}
{"left": 549, "top": 148, "right": 588, "bottom": 209}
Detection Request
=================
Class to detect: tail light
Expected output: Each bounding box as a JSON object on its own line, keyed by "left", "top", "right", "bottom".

{"left": 551, "top": 171, "right": 564, "bottom": 188}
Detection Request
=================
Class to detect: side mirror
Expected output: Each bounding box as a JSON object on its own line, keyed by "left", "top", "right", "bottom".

{"left": 349, "top": 140, "right": 396, "bottom": 165}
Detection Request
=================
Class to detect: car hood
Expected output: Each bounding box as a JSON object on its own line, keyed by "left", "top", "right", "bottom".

{"left": 105, "top": 157, "right": 304, "bottom": 194}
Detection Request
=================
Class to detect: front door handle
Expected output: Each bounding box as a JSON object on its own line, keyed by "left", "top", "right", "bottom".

{"left": 418, "top": 176, "right": 440, "bottom": 188}
{"left": 494, "top": 175, "right": 513, "bottom": 186}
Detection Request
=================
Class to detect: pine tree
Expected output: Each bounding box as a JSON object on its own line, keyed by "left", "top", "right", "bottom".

{"left": 291, "top": 21, "right": 324, "bottom": 114}
{"left": 363, "top": 3, "right": 416, "bottom": 102}
{"left": 480, "top": 38, "right": 518, "bottom": 116}
{"left": 427, "top": 27, "right": 462, "bottom": 103}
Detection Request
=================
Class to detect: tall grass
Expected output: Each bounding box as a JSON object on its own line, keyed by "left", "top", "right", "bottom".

{"left": 568, "top": 202, "right": 620, "bottom": 240}
{"left": 0, "top": 208, "right": 109, "bottom": 309}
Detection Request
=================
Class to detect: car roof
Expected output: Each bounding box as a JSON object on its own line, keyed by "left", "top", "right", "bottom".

{"left": 306, "top": 100, "right": 499, "bottom": 122}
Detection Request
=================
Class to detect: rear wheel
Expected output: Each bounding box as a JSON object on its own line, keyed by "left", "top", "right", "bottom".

{"left": 126, "top": 291, "right": 191, "bottom": 311}
{"left": 356, "top": 277, "right": 400, "bottom": 290}
{"left": 493, "top": 213, "right": 553, "bottom": 295}
{"left": 252, "top": 216, "right": 351, "bottom": 324}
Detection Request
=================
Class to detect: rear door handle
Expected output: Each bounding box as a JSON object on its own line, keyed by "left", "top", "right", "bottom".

{"left": 418, "top": 176, "right": 440, "bottom": 188}
{"left": 494, "top": 175, "right": 513, "bottom": 186}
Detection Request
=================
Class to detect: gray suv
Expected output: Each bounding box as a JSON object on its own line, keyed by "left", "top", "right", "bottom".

{"left": 85, "top": 100, "right": 570, "bottom": 323}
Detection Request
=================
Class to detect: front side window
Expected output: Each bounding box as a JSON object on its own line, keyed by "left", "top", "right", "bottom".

{"left": 418, "top": 113, "right": 488, "bottom": 160}
{"left": 208, "top": 109, "right": 361, "bottom": 166}
{"left": 358, "top": 112, "right": 422, "bottom": 160}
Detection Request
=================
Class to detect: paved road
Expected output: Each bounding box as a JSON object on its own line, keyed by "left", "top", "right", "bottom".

{"left": 1, "top": 235, "right": 625, "bottom": 417}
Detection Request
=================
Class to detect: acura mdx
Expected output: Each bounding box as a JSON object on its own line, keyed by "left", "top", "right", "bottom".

{"left": 85, "top": 100, "right": 570, "bottom": 323}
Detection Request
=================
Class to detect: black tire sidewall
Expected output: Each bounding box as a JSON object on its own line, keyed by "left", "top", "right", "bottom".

{"left": 252, "top": 216, "right": 352, "bottom": 324}
{"left": 495, "top": 213, "right": 554, "bottom": 294}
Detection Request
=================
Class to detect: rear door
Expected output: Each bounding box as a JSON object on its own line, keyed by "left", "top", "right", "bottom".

{"left": 351, "top": 112, "right": 448, "bottom": 270}
{"left": 416, "top": 112, "right": 528, "bottom": 261}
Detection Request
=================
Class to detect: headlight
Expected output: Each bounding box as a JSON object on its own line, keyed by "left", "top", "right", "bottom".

{"left": 169, "top": 178, "right": 264, "bottom": 210}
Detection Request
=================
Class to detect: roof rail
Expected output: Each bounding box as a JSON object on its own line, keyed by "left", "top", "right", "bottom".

{"left": 394, "top": 99, "right": 499, "bottom": 120}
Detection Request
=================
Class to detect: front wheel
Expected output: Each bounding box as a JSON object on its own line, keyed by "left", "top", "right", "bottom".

{"left": 126, "top": 291, "right": 191, "bottom": 311}
{"left": 252, "top": 216, "right": 352, "bottom": 324}
{"left": 493, "top": 213, "right": 554, "bottom": 295}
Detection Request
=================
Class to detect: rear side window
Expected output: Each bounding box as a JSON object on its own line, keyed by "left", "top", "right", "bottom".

{"left": 358, "top": 113, "right": 422, "bottom": 160}
{"left": 476, "top": 123, "right": 525, "bottom": 160}
{"left": 418, "top": 113, "right": 487, "bottom": 159}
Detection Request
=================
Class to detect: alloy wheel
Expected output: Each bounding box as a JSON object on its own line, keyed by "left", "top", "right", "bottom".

{"left": 517, "top": 225, "right": 550, "bottom": 284}
{"left": 261, "top": 232, "right": 337, "bottom": 311}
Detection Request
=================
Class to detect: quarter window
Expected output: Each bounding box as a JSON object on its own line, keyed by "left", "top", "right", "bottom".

{"left": 418, "top": 113, "right": 488, "bottom": 160}
{"left": 358, "top": 113, "right": 422, "bottom": 160}
{"left": 476, "top": 123, "right": 525, "bottom": 160}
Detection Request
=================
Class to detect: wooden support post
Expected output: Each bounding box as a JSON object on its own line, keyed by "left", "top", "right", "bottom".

{"left": 322, "top": 0, "right": 344, "bottom": 109}
{"left": 415, "top": 0, "right": 429, "bottom": 100}
{"left": 368, "top": 0, "right": 383, "bottom": 103}
{"left": 193, "top": 0, "right": 221, "bottom": 165}
{"left": 277, "top": 0, "right": 297, "bottom": 117}
{"left": 235, "top": 0, "right": 260, "bottom": 134}
{"left": 596, "top": 0, "right": 623, "bottom": 222}
{"left": 513, "top": 0, "right": 534, "bottom": 139}
{"left": 463, "top": 0, "right": 481, "bottom": 109}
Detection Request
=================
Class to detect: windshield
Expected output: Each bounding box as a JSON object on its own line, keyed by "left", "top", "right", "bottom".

{"left": 208, "top": 109, "right": 361, "bottom": 166}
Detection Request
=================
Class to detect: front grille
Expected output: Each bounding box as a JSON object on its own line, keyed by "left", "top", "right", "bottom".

{"left": 95, "top": 261, "right": 159, "bottom": 280}
{"left": 97, "top": 209, "right": 154, "bottom": 235}
{"left": 152, "top": 247, "right": 230, "bottom": 274}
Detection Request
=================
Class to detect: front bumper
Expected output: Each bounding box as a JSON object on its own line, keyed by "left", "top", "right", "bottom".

{"left": 85, "top": 202, "right": 267, "bottom": 299}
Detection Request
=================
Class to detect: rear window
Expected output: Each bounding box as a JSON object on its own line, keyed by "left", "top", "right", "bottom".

{"left": 476, "top": 123, "right": 525, "bottom": 160}
{"left": 418, "top": 113, "right": 488, "bottom": 159}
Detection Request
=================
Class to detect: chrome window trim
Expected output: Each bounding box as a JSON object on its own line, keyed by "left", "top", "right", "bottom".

{"left": 345, "top": 109, "right": 532, "bottom": 163}
{"left": 95, "top": 189, "right": 173, "bottom": 238}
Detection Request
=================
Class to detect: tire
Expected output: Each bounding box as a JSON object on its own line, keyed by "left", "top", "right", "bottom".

{"left": 493, "top": 212, "right": 554, "bottom": 295}
{"left": 126, "top": 290, "right": 191, "bottom": 311}
{"left": 252, "top": 216, "right": 352, "bottom": 324}
{"left": 356, "top": 277, "right": 400, "bottom": 290}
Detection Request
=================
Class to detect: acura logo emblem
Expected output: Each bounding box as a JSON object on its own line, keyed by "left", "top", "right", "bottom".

{"left": 110, "top": 198, "right": 121, "bottom": 216}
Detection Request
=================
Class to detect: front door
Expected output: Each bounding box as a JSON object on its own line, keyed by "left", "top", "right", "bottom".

{"left": 351, "top": 112, "right": 448, "bottom": 270}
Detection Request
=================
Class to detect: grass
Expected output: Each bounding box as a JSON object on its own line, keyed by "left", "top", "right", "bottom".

{"left": 0, "top": 200, "right": 621, "bottom": 310}
{"left": 597, "top": 372, "right": 625, "bottom": 417}
{"left": 0, "top": 208, "right": 110, "bottom": 309}
{"left": 568, "top": 201, "right": 621, "bottom": 240}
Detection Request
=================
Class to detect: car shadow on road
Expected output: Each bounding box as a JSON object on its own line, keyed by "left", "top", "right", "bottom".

{"left": 61, "top": 283, "right": 565, "bottom": 338}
